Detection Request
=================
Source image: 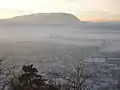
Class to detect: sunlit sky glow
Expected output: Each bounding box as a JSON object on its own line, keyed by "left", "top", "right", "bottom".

{"left": 0, "top": 0, "right": 120, "bottom": 21}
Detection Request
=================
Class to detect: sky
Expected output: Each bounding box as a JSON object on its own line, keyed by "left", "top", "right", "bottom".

{"left": 0, "top": 0, "right": 120, "bottom": 21}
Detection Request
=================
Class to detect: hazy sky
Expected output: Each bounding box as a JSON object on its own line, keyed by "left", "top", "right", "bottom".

{"left": 0, "top": 0, "right": 120, "bottom": 21}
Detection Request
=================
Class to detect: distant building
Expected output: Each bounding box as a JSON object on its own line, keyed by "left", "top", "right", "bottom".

{"left": 84, "top": 54, "right": 106, "bottom": 63}
{"left": 85, "top": 50, "right": 120, "bottom": 65}
{"left": 91, "top": 54, "right": 106, "bottom": 63}
{"left": 107, "top": 58, "right": 120, "bottom": 64}
{"left": 101, "top": 51, "right": 120, "bottom": 64}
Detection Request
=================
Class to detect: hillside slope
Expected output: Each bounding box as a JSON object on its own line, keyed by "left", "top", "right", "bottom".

{"left": 0, "top": 13, "right": 81, "bottom": 25}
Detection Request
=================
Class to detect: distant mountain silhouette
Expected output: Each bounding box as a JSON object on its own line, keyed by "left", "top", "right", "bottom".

{"left": 0, "top": 13, "right": 120, "bottom": 30}
{"left": 0, "top": 13, "right": 81, "bottom": 25}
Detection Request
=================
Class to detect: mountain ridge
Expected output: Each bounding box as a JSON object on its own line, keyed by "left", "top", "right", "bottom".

{"left": 0, "top": 13, "right": 81, "bottom": 25}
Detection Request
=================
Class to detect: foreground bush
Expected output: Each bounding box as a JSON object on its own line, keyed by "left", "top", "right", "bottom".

{"left": 9, "top": 64, "right": 58, "bottom": 90}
